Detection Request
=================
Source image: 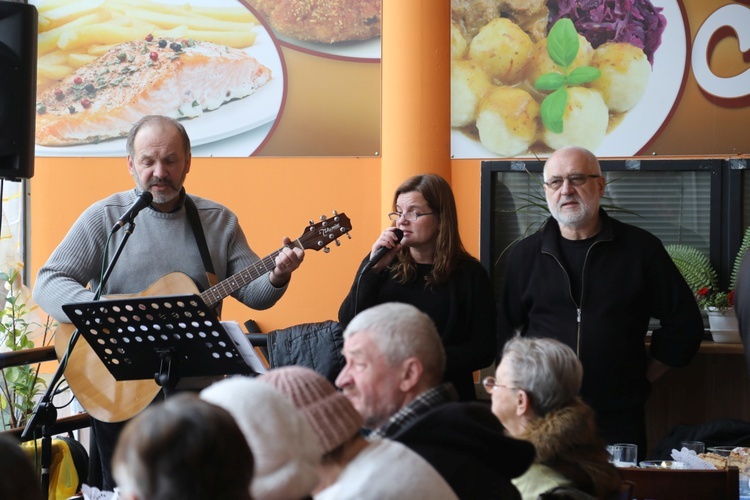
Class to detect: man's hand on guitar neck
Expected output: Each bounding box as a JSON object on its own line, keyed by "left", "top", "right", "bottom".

{"left": 270, "top": 236, "right": 305, "bottom": 288}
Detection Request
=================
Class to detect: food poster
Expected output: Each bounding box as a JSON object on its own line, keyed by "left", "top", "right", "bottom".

{"left": 451, "top": 0, "right": 750, "bottom": 159}
{"left": 31, "top": 0, "right": 382, "bottom": 158}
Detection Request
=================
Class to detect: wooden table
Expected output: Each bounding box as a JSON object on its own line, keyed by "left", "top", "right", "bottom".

{"left": 644, "top": 340, "right": 749, "bottom": 457}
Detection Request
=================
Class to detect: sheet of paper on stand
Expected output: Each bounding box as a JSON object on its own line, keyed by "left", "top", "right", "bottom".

{"left": 221, "top": 321, "right": 267, "bottom": 374}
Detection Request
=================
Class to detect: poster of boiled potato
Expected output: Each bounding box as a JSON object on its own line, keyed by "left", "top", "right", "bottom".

{"left": 31, "top": 0, "right": 382, "bottom": 157}
{"left": 451, "top": 0, "right": 750, "bottom": 158}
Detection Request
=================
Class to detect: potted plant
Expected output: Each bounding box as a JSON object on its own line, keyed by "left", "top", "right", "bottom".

{"left": 0, "top": 268, "right": 55, "bottom": 431}
{"left": 666, "top": 227, "right": 750, "bottom": 340}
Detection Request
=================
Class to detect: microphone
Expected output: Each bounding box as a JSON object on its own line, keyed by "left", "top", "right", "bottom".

{"left": 111, "top": 191, "right": 154, "bottom": 233}
{"left": 361, "top": 229, "right": 403, "bottom": 275}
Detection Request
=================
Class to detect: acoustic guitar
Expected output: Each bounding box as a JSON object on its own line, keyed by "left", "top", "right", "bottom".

{"left": 54, "top": 213, "right": 352, "bottom": 423}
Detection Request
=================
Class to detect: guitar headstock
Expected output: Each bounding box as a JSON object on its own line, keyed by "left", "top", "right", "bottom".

{"left": 298, "top": 212, "right": 352, "bottom": 253}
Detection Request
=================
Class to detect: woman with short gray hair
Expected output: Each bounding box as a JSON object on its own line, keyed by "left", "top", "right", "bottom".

{"left": 488, "top": 336, "right": 620, "bottom": 499}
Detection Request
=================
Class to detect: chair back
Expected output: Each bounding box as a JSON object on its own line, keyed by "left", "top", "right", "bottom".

{"left": 619, "top": 466, "right": 739, "bottom": 500}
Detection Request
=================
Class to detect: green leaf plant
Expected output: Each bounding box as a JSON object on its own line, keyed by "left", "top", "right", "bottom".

{"left": 0, "top": 268, "right": 56, "bottom": 430}
{"left": 534, "top": 18, "right": 601, "bottom": 134}
{"left": 666, "top": 226, "right": 750, "bottom": 313}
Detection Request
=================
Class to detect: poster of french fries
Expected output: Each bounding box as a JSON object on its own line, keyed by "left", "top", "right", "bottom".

{"left": 31, "top": 0, "right": 284, "bottom": 157}
{"left": 451, "top": 0, "right": 750, "bottom": 158}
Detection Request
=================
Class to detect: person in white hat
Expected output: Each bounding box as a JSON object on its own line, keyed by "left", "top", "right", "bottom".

{"left": 200, "top": 376, "right": 321, "bottom": 500}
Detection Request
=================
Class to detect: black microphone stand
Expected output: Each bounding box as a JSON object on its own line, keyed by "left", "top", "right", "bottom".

{"left": 21, "top": 219, "right": 139, "bottom": 500}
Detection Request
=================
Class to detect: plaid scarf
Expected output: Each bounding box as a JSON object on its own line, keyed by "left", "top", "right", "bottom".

{"left": 369, "top": 383, "right": 458, "bottom": 439}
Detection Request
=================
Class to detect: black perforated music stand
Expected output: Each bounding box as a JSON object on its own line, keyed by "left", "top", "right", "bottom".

{"left": 62, "top": 294, "right": 255, "bottom": 395}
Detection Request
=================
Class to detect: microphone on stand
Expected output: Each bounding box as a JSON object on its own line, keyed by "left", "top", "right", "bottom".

{"left": 111, "top": 191, "right": 153, "bottom": 233}
{"left": 360, "top": 229, "right": 403, "bottom": 275}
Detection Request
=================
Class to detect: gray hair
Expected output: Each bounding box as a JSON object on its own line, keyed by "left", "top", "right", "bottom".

{"left": 501, "top": 336, "right": 582, "bottom": 416}
{"left": 343, "top": 303, "right": 446, "bottom": 385}
{"left": 126, "top": 115, "right": 191, "bottom": 158}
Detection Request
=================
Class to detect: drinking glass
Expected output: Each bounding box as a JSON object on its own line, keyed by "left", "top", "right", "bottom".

{"left": 611, "top": 443, "right": 638, "bottom": 467}
{"left": 680, "top": 441, "right": 705, "bottom": 454}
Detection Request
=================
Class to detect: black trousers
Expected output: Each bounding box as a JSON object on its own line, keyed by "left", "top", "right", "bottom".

{"left": 597, "top": 405, "right": 648, "bottom": 461}
{"left": 88, "top": 419, "right": 126, "bottom": 490}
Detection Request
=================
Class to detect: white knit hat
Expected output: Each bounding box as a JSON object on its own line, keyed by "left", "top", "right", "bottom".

{"left": 200, "top": 376, "right": 321, "bottom": 500}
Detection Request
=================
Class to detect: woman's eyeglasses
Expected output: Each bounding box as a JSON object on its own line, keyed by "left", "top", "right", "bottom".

{"left": 388, "top": 211, "right": 435, "bottom": 222}
{"left": 482, "top": 376, "right": 517, "bottom": 394}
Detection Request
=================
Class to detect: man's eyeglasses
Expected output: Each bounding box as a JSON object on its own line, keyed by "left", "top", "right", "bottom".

{"left": 388, "top": 211, "right": 435, "bottom": 222}
{"left": 543, "top": 174, "right": 601, "bottom": 190}
{"left": 482, "top": 376, "right": 517, "bottom": 394}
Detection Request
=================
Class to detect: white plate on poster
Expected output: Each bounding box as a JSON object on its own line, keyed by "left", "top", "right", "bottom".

{"left": 274, "top": 33, "right": 381, "bottom": 61}
{"left": 450, "top": 0, "right": 687, "bottom": 159}
{"left": 33, "top": 0, "right": 284, "bottom": 157}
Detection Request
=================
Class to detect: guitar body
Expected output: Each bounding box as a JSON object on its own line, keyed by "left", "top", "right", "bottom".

{"left": 54, "top": 272, "right": 199, "bottom": 423}
{"left": 52, "top": 212, "right": 352, "bottom": 423}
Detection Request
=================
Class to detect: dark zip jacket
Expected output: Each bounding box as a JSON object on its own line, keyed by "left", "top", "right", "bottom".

{"left": 497, "top": 209, "right": 703, "bottom": 414}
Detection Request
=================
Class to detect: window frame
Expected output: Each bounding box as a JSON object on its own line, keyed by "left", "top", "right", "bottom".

{"left": 480, "top": 158, "right": 747, "bottom": 293}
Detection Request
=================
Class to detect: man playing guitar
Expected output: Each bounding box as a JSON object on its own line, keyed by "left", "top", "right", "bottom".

{"left": 32, "top": 115, "right": 305, "bottom": 490}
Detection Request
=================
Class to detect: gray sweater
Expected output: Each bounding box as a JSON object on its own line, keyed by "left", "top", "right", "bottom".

{"left": 33, "top": 189, "right": 286, "bottom": 322}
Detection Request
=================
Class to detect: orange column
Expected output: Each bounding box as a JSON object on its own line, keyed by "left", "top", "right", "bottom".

{"left": 381, "top": 0, "right": 451, "bottom": 214}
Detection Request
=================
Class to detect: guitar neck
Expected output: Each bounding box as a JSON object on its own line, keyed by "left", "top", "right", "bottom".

{"left": 199, "top": 240, "right": 302, "bottom": 309}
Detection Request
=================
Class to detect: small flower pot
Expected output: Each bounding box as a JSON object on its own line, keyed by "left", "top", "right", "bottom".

{"left": 705, "top": 307, "right": 741, "bottom": 343}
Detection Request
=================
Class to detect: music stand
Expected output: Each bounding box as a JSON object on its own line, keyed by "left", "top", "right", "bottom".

{"left": 62, "top": 294, "right": 256, "bottom": 395}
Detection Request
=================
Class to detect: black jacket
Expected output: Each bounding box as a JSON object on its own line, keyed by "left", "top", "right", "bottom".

{"left": 392, "top": 402, "right": 535, "bottom": 500}
{"left": 734, "top": 251, "right": 750, "bottom": 374}
{"left": 498, "top": 210, "right": 704, "bottom": 414}
{"left": 266, "top": 320, "right": 345, "bottom": 384}
{"left": 339, "top": 256, "right": 497, "bottom": 401}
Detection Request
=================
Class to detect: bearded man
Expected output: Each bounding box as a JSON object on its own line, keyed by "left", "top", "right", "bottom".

{"left": 497, "top": 146, "right": 703, "bottom": 458}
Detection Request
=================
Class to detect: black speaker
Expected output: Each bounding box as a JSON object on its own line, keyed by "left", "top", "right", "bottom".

{"left": 0, "top": 2, "right": 37, "bottom": 181}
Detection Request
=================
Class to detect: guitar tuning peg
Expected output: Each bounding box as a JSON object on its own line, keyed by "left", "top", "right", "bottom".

{"left": 346, "top": 233, "right": 352, "bottom": 239}
{"left": 324, "top": 246, "right": 330, "bottom": 253}
{"left": 335, "top": 240, "right": 341, "bottom": 246}
{"left": 320, "top": 215, "right": 327, "bottom": 221}
{"left": 332, "top": 210, "right": 339, "bottom": 217}
{"left": 309, "top": 220, "right": 314, "bottom": 226}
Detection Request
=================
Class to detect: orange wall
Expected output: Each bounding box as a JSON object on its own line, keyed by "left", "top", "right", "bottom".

{"left": 28, "top": 0, "right": 486, "bottom": 333}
